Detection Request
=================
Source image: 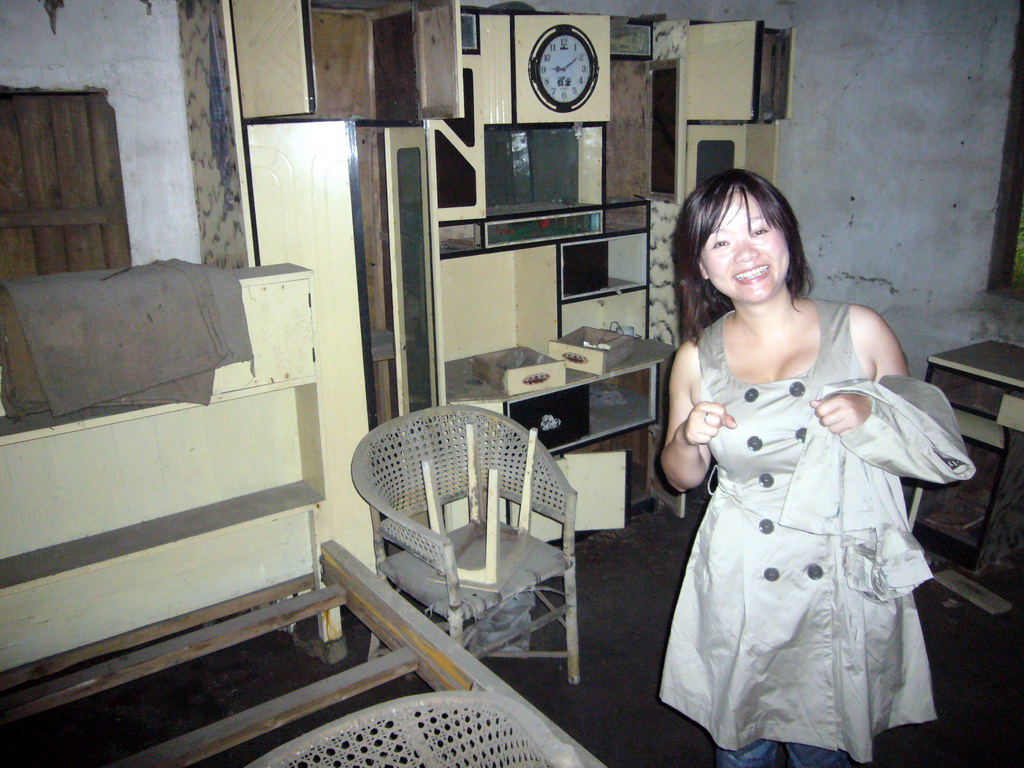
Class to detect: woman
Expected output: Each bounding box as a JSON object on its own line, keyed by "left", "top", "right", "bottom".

{"left": 659, "top": 169, "right": 973, "bottom": 767}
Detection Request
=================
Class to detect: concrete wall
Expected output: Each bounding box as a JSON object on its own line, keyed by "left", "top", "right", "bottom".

{"left": 529, "top": 0, "right": 1024, "bottom": 375}
{"left": 0, "top": 0, "right": 201, "bottom": 266}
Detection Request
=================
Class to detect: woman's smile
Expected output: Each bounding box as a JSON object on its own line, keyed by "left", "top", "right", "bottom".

{"left": 734, "top": 264, "right": 769, "bottom": 281}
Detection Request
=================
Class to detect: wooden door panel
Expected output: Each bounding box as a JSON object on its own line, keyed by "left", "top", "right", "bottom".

{"left": 0, "top": 93, "right": 130, "bottom": 279}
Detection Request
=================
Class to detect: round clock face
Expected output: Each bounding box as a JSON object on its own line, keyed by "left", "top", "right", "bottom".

{"left": 528, "top": 25, "right": 599, "bottom": 113}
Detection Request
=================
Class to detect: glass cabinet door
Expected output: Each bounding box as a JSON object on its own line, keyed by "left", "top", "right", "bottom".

{"left": 386, "top": 127, "right": 437, "bottom": 413}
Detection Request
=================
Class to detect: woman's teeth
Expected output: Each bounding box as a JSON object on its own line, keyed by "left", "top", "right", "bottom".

{"left": 735, "top": 265, "right": 768, "bottom": 281}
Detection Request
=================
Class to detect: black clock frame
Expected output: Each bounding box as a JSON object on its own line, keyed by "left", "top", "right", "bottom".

{"left": 527, "top": 24, "right": 599, "bottom": 113}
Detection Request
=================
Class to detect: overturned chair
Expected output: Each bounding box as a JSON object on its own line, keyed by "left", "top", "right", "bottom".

{"left": 351, "top": 405, "right": 580, "bottom": 684}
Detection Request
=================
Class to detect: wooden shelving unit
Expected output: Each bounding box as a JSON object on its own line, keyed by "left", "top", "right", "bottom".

{"left": 0, "top": 265, "right": 332, "bottom": 672}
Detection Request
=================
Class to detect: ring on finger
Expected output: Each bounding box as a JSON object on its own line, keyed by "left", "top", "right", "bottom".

{"left": 703, "top": 411, "right": 710, "bottom": 423}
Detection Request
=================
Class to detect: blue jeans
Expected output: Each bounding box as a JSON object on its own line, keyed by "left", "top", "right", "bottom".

{"left": 715, "top": 739, "right": 851, "bottom": 768}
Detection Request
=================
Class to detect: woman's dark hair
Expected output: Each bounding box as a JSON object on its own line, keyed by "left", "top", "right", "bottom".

{"left": 674, "top": 169, "right": 812, "bottom": 343}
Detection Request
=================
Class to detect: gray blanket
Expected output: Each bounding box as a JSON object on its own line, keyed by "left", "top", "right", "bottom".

{"left": 1, "top": 260, "right": 253, "bottom": 417}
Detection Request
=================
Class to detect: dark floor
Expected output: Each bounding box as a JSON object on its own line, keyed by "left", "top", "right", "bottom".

{"left": 3, "top": 494, "right": 1022, "bottom": 768}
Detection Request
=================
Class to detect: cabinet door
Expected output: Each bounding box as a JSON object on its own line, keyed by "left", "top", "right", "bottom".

{"left": 685, "top": 20, "right": 759, "bottom": 121}
{"left": 231, "top": 0, "right": 462, "bottom": 121}
{"left": 385, "top": 127, "right": 437, "bottom": 413}
{"left": 530, "top": 451, "right": 628, "bottom": 540}
{"left": 232, "top": 0, "right": 313, "bottom": 119}
{"left": 247, "top": 121, "right": 375, "bottom": 566}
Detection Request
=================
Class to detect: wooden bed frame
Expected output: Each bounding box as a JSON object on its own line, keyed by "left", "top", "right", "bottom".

{"left": 0, "top": 541, "right": 605, "bottom": 768}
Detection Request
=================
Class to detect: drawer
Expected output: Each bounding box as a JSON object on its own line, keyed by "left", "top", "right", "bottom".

{"left": 508, "top": 384, "right": 590, "bottom": 450}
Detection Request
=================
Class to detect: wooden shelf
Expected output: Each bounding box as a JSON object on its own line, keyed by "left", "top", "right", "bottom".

{"left": 954, "top": 408, "right": 1005, "bottom": 449}
{"left": 0, "top": 482, "right": 323, "bottom": 589}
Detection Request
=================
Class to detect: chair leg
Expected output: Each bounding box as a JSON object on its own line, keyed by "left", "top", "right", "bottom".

{"left": 448, "top": 609, "right": 465, "bottom": 647}
{"left": 564, "top": 565, "right": 581, "bottom": 685}
{"left": 367, "top": 631, "right": 386, "bottom": 660}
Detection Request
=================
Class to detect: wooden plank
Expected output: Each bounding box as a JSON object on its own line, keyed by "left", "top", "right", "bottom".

{"left": 606, "top": 59, "right": 650, "bottom": 200}
{"left": 86, "top": 94, "right": 131, "bottom": 269}
{"left": 0, "top": 575, "right": 314, "bottom": 693}
{"left": 321, "top": 539, "right": 473, "bottom": 693}
{"left": 997, "top": 394, "right": 1024, "bottom": 431}
{"left": 0, "top": 205, "right": 121, "bottom": 228}
{"left": 0, "top": 584, "right": 347, "bottom": 723}
{"left": 0, "top": 481, "right": 323, "bottom": 587}
{"left": 320, "top": 541, "right": 606, "bottom": 767}
{"left": 357, "top": 127, "right": 390, "bottom": 343}
{"left": 105, "top": 646, "right": 419, "bottom": 768}
{"left": 0, "top": 100, "right": 36, "bottom": 280}
{"left": 231, "top": 0, "right": 313, "bottom": 119}
{"left": 355, "top": 126, "right": 398, "bottom": 423}
{"left": 52, "top": 95, "right": 106, "bottom": 270}
{"left": 15, "top": 95, "right": 66, "bottom": 273}
{"left": 933, "top": 569, "right": 1013, "bottom": 614}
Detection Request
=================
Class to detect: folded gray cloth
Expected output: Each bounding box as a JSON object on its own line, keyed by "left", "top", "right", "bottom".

{"left": 1, "top": 260, "right": 252, "bottom": 417}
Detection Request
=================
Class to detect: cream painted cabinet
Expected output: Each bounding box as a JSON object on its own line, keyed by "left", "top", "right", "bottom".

{"left": 0, "top": 265, "right": 329, "bottom": 671}
{"left": 230, "top": 0, "right": 462, "bottom": 120}
{"left": 222, "top": 6, "right": 794, "bottom": 540}
{"left": 246, "top": 120, "right": 375, "bottom": 566}
{"left": 685, "top": 20, "right": 792, "bottom": 122}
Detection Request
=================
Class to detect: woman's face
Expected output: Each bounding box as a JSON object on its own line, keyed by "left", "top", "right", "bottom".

{"left": 698, "top": 195, "right": 790, "bottom": 306}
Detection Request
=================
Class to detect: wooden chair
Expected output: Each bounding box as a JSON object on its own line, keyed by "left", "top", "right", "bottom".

{"left": 350, "top": 405, "right": 580, "bottom": 684}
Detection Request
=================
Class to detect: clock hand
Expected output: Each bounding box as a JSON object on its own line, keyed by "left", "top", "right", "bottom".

{"left": 565, "top": 54, "right": 583, "bottom": 68}
{"left": 552, "top": 54, "right": 583, "bottom": 73}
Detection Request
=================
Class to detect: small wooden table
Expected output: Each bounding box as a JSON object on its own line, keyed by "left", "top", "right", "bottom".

{"left": 910, "top": 340, "right": 1024, "bottom": 571}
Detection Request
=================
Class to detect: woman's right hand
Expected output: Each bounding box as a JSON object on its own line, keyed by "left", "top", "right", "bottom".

{"left": 682, "top": 402, "right": 737, "bottom": 446}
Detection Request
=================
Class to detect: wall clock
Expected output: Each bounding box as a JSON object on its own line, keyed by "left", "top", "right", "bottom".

{"left": 513, "top": 14, "right": 609, "bottom": 123}
{"left": 527, "top": 24, "right": 599, "bottom": 113}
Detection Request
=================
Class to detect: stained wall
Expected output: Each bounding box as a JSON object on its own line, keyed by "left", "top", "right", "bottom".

{"left": 0, "top": 0, "right": 201, "bottom": 266}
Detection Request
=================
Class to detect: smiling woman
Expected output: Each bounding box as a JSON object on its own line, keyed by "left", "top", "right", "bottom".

{"left": 658, "top": 168, "right": 973, "bottom": 768}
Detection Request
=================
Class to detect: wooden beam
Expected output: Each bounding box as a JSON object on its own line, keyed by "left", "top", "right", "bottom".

{"left": 934, "top": 569, "right": 1013, "bottom": 615}
{"left": 0, "top": 205, "right": 120, "bottom": 228}
{"left": 0, "top": 575, "right": 315, "bottom": 693}
{"left": 321, "top": 540, "right": 474, "bottom": 693}
{"left": 319, "top": 541, "right": 606, "bottom": 767}
{"left": 0, "top": 585, "right": 347, "bottom": 724}
{"left": 105, "top": 647, "right": 419, "bottom": 768}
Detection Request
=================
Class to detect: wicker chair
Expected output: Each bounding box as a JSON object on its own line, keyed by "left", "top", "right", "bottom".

{"left": 350, "top": 405, "right": 580, "bottom": 684}
{"left": 246, "top": 691, "right": 584, "bottom": 767}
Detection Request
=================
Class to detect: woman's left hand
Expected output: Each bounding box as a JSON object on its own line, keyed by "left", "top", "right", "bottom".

{"left": 810, "top": 394, "right": 872, "bottom": 436}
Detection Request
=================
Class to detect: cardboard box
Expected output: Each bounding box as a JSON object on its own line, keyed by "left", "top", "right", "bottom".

{"left": 548, "top": 327, "right": 634, "bottom": 375}
{"left": 471, "top": 346, "right": 566, "bottom": 396}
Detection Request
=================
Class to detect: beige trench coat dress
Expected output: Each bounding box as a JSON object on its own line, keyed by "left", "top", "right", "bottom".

{"left": 660, "top": 300, "right": 974, "bottom": 762}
